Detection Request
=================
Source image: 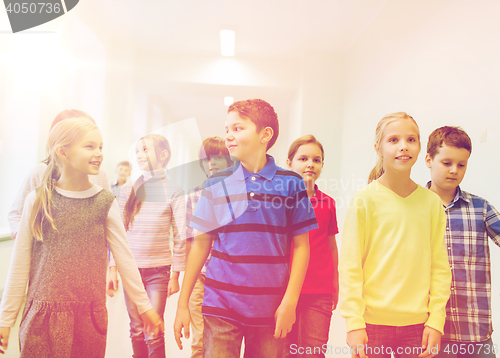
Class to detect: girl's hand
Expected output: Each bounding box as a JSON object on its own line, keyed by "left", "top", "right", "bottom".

{"left": 140, "top": 309, "right": 164, "bottom": 338}
{"left": 0, "top": 327, "right": 10, "bottom": 354}
{"left": 106, "top": 266, "right": 119, "bottom": 297}
{"left": 346, "top": 328, "right": 368, "bottom": 358}
{"left": 274, "top": 299, "right": 296, "bottom": 339}
{"left": 419, "top": 326, "right": 441, "bottom": 358}
{"left": 167, "top": 274, "right": 180, "bottom": 298}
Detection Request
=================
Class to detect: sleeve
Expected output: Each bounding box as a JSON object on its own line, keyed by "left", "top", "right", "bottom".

{"left": 185, "top": 190, "right": 196, "bottom": 243}
{"left": 106, "top": 200, "right": 152, "bottom": 314}
{"left": 8, "top": 165, "right": 45, "bottom": 239}
{"left": 0, "top": 192, "right": 36, "bottom": 327}
{"left": 170, "top": 190, "right": 187, "bottom": 272}
{"left": 338, "top": 194, "right": 367, "bottom": 332}
{"left": 425, "top": 200, "right": 452, "bottom": 334}
{"left": 328, "top": 198, "right": 339, "bottom": 235}
{"left": 190, "top": 182, "right": 218, "bottom": 235}
{"left": 484, "top": 200, "right": 500, "bottom": 247}
{"left": 108, "top": 184, "right": 131, "bottom": 267}
{"left": 288, "top": 178, "right": 318, "bottom": 236}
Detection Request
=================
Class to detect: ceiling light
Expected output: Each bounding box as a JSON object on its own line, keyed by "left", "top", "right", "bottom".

{"left": 220, "top": 30, "right": 235, "bottom": 57}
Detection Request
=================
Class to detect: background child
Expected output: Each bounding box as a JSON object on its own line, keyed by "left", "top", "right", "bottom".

{"left": 107, "top": 133, "right": 186, "bottom": 358}
{"left": 185, "top": 137, "right": 233, "bottom": 358}
{"left": 285, "top": 135, "right": 339, "bottom": 358}
{"left": 7, "top": 109, "right": 111, "bottom": 240}
{"left": 0, "top": 119, "right": 162, "bottom": 357}
{"left": 339, "top": 112, "right": 452, "bottom": 358}
{"left": 425, "top": 126, "right": 500, "bottom": 358}
{"left": 174, "top": 99, "right": 317, "bottom": 358}
{"left": 111, "top": 160, "right": 132, "bottom": 197}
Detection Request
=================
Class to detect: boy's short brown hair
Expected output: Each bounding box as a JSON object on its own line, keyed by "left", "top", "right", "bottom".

{"left": 228, "top": 99, "right": 279, "bottom": 150}
{"left": 427, "top": 126, "right": 472, "bottom": 159}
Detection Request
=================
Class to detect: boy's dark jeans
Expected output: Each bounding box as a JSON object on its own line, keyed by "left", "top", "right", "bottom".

{"left": 203, "top": 315, "right": 285, "bottom": 358}
{"left": 283, "top": 293, "right": 334, "bottom": 358}
{"left": 365, "top": 323, "right": 426, "bottom": 358}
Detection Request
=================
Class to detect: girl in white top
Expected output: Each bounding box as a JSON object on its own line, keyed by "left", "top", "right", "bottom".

{"left": 7, "top": 109, "right": 111, "bottom": 240}
{"left": 0, "top": 119, "right": 163, "bottom": 357}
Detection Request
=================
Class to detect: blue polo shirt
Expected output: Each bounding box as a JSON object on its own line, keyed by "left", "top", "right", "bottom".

{"left": 190, "top": 155, "right": 318, "bottom": 326}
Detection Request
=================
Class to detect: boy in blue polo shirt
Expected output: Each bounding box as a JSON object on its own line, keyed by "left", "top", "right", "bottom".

{"left": 174, "top": 99, "right": 317, "bottom": 358}
{"left": 425, "top": 126, "right": 500, "bottom": 357}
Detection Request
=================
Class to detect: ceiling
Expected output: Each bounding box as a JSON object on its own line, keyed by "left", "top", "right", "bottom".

{"left": 78, "top": 0, "right": 388, "bottom": 57}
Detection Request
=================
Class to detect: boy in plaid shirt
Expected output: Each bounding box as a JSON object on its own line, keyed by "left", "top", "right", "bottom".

{"left": 426, "top": 126, "right": 500, "bottom": 357}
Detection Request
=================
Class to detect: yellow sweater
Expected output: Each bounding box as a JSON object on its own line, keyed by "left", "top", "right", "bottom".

{"left": 339, "top": 181, "right": 451, "bottom": 334}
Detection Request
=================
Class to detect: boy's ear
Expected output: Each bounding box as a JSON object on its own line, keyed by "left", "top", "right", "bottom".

{"left": 260, "top": 127, "right": 274, "bottom": 145}
{"left": 286, "top": 158, "right": 292, "bottom": 169}
{"left": 424, "top": 153, "right": 432, "bottom": 168}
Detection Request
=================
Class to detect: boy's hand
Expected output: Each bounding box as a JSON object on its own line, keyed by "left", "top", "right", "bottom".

{"left": 346, "top": 328, "right": 368, "bottom": 358}
{"left": 140, "top": 309, "right": 164, "bottom": 338}
{"left": 419, "top": 326, "right": 441, "bottom": 358}
{"left": 167, "top": 274, "right": 180, "bottom": 297}
{"left": 0, "top": 327, "right": 10, "bottom": 354}
{"left": 106, "top": 266, "right": 118, "bottom": 297}
{"left": 174, "top": 305, "right": 191, "bottom": 350}
{"left": 274, "top": 299, "right": 296, "bottom": 339}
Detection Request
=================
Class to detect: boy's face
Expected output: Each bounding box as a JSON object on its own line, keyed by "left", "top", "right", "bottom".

{"left": 425, "top": 143, "right": 470, "bottom": 193}
{"left": 116, "top": 164, "right": 131, "bottom": 181}
{"left": 225, "top": 111, "right": 266, "bottom": 162}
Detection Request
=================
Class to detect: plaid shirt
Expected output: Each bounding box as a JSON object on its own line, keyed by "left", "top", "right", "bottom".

{"left": 186, "top": 185, "right": 211, "bottom": 275}
{"left": 433, "top": 184, "right": 500, "bottom": 342}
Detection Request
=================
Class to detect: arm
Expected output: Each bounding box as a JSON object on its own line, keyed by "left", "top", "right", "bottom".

{"left": 339, "top": 196, "right": 367, "bottom": 332}
{"left": 8, "top": 164, "right": 45, "bottom": 239}
{"left": 105, "top": 201, "right": 163, "bottom": 336}
{"left": 425, "top": 203, "right": 451, "bottom": 333}
{"left": 0, "top": 192, "right": 37, "bottom": 353}
{"left": 106, "top": 183, "right": 132, "bottom": 296}
{"left": 485, "top": 200, "right": 500, "bottom": 247}
{"left": 421, "top": 203, "right": 451, "bottom": 357}
{"left": 174, "top": 231, "right": 213, "bottom": 350}
{"left": 328, "top": 234, "right": 339, "bottom": 310}
{"left": 169, "top": 191, "right": 187, "bottom": 297}
{"left": 274, "top": 232, "right": 310, "bottom": 339}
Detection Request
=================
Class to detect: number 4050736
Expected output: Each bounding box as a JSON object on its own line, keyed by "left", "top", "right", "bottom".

{"left": 6, "top": 2, "right": 62, "bottom": 14}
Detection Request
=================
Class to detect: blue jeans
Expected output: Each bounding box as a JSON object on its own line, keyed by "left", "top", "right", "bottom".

{"left": 365, "top": 323, "right": 425, "bottom": 358}
{"left": 124, "top": 265, "right": 170, "bottom": 358}
{"left": 437, "top": 338, "right": 497, "bottom": 358}
{"left": 284, "top": 293, "right": 333, "bottom": 358}
{"left": 203, "top": 315, "right": 285, "bottom": 358}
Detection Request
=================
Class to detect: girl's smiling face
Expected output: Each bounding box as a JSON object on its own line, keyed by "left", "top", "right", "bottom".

{"left": 62, "top": 129, "right": 103, "bottom": 176}
{"left": 376, "top": 119, "right": 420, "bottom": 175}
{"left": 287, "top": 143, "right": 324, "bottom": 183}
{"left": 136, "top": 137, "right": 166, "bottom": 171}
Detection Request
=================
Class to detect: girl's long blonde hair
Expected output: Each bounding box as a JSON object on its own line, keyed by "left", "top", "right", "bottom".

{"left": 124, "top": 134, "right": 171, "bottom": 231}
{"left": 368, "top": 112, "right": 420, "bottom": 183}
{"left": 31, "top": 118, "right": 99, "bottom": 241}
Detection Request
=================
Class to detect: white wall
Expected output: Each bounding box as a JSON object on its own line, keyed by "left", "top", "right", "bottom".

{"left": 340, "top": 0, "right": 500, "bottom": 347}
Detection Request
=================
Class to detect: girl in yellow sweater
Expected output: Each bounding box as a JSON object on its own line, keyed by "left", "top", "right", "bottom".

{"left": 339, "top": 112, "right": 451, "bottom": 358}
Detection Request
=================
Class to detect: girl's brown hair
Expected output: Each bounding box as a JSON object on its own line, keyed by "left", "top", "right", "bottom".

{"left": 31, "top": 118, "right": 99, "bottom": 241}
{"left": 287, "top": 134, "right": 325, "bottom": 162}
{"left": 123, "top": 134, "right": 171, "bottom": 231}
{"left": 368, "top": 112, "right": 420, "bottom": 183}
